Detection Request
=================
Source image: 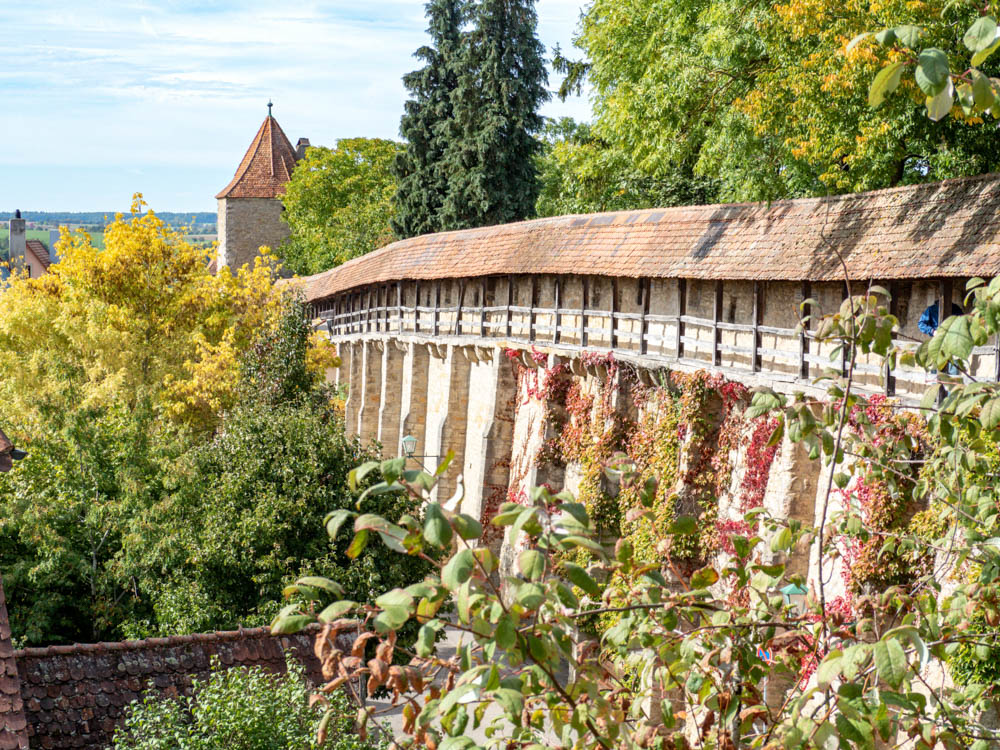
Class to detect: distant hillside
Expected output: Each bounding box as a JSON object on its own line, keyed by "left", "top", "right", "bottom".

{"left": 0, "top": 211, "right": 216, "bottom": 227}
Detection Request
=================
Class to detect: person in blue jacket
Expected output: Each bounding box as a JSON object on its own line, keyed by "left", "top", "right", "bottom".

{"left": 918, "top": 301, "right": 963, "bottom": 336}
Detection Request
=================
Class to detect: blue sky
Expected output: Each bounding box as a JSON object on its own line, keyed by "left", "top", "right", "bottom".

{"left": 1, "top": 1, "right": 592, "bottom": 213}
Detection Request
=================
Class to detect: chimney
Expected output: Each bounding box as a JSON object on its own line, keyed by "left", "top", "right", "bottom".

{"left": 9, "top": 209, "right": 26, "bottom": 269}
{"left": 295, "top": 138, "right": 311, "bottom": 160}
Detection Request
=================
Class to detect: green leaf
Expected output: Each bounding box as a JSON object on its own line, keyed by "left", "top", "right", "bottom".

{"left": 982, "top": 397, "right": 1000, "bottom": 429}
{"left": 346, "top": 529, "right": 369, "bottom": 559}
{"left": 669, "top": 515, "right": 698, "bottom": 535}
{"left": 972, "top": 36, "right": 1000, "bottom": 66}
{"left": 318, "top": 600, "right": 356, "bottom": 622}
{"left": 423, "top": 503, "right": 453, "bottom": 547}
{"left": 894, "top": 24, "right": 922, "bottom": 48}
{"left": 416, "top": 622, "right": 438, "bottom": 657}
{"left": 874, "top": 28, "right": 896, "bottom": 46}
{"left": 452, "top": 513, "right": 483, "bottom": 540}
{"left": 869, "top": 60, "right": 905, "bottom": 107}
{"left": 972, "top": 70, "right": 995, "bottom": 109}
{"left": 495, "top": 615, "right": 518, "bottom": 650}
{"left": 771, "top": 527, "right": 793, "bottom": 553}
{"left": 442, "top": 548, "right": 476, "bottom": 590}
{"left": 325, "top": 509, "right": 355, "bottom": 539}
{"left": 965, "top": 16, "right": 998, "bottom": 52}
{"left": 939, "top": 313, "right": 974, "bottom": 360}
{"left": 518, "top": 549, "right": 545, "bottom": 580}
{"left": 271, "top": 614, "right": 314, "bottom": 634}
{"left": 516, "top": 583, "right": 545, "bottom": 610}
{"left": 294, "top": 576, "right": 344, "bottom": 596}
{"left": 690, "top": 566, "right": 719, "bottom": 588}
{"left": 926, "top": 82, "right": 955, "bottom": 121}
{"left": 563, "top": 562, "right": 601, "bottom": 596}
{"left": 375, "top": 588, "right": 414, "bottom": 612}
{"left": 816, "top": 650, "right": 843, "bottom": 687}
{"left": 915, "top": 48, "right": 950, "bottom": 96}
{"left": 874, "top": 637, "right": 907, "bottom": 687}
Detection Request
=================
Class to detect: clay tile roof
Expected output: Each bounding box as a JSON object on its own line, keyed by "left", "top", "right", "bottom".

{"left": 0, "top": 576, "right": 29, "bottom": 750}
{"left": 25, "top": 240, "right": 50, "bottom": 270}
{"left": 215, "top": 115, "right": 298, "bottom": 200}
{"left": 294, "top": 172, "right": 1000, "bottom": 302}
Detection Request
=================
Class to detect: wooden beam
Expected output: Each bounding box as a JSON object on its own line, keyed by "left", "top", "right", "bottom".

{"left": 396, "top": 282, "right": 403, "bottom": 334}
{"left": 455, "top": 280, "right": 465, "bottom": 336}
{"left": 676, "top": 278, "right": 687, "bottom": 359}
{"left": 885, "top": 281, "right": 898, "bottom": 396}
{"left": 506, "top": 275, "right": 514, "bottom": 338}
{"left": 798, "top": 281, "right": 809, "bottom": 379}
{"left": 366, "top": 287, "right": 373, "bottom": 333}
{"left": 610, "top": 278, "right": 619, "bottom": 350}
{"left": 553, "top": 277, "right": 562, "bottom": 344}
{"left": 713, "top": 279, "right": 723, "bottom": 367}
{"left": 529, "top": 276, "right": 538, "bottom": 342}
{"left": 433, "top": 281, "right": 441, "bottom": 337}
{"left": 842, "top": 282, "right": 850, "bottom": 377}
{"left": 581, "top": 277, "right": 589, "bottom": 348}
{"left": 414, "top": 282, "right": 421, "bottom": 334}
{"left": 480, "top": 278, "right": 488, "bottom": 338}
{"left": 639, "top": 278, "right": 650, "bottom": 355}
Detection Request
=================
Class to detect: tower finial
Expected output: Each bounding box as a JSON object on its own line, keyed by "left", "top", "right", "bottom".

{"left": 267, "top": 100, "right": 273, "bottom": 117}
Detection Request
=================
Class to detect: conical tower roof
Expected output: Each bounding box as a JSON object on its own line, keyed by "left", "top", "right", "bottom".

{"left": 216, "top": 113, "right": 298, "bottom": 199}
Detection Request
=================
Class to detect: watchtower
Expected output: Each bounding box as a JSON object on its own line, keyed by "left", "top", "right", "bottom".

{"left": 215, "top": 103, "right": 304, "bottom": 270}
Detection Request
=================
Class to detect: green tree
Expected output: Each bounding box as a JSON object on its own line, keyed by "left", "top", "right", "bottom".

{"left": 535, "top": 117, "right": 719, "bottom": 217}
{"left": 392, "top": 0, "right": 464, "bottom": 239}
{"left": 119, "top": 301, "right": 432, "bottom": 637}
{"left": 282, "top": 139, "right": 400, "bottom": 276}
{"left": 440, "top": 0, "right": 549, "bottom": 229}
{"left": 566, "top": 0, "right": 1000, "bottom": 204}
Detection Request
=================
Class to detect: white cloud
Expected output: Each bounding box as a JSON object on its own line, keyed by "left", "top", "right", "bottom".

{"left": 0, "top": 0, "right": 594, "bottom": 210}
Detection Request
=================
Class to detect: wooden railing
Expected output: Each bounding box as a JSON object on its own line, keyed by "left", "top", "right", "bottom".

{"left": 313, "top": 278, "right": 1000, "bottom": 397}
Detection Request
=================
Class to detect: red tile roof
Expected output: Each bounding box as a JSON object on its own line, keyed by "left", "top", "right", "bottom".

{"left": 296, "top": 172, "right": 1000, "bottom": 302}
{"left": 0, "top": 576, "right": 28, "bottom": 750}
{"left": 25, "top": 240, "right": 50, "bottom": 270}
{"left": 216, "top": 116, "right": 298, "bottom": 199}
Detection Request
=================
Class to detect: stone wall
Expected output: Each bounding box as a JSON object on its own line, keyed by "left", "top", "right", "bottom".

{"left": 13, "top": 626, "right": 323, "bottom": 750}
{"left": 217, "top": 197, "right": 290, "bottom": 270}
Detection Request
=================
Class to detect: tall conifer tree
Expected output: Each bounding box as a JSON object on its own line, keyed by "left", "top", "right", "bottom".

{"left": 392, "top": 0, "right": 463, "bottom": 239}
{"left": 441, "top": 0, "right": 549, "bottom": 230}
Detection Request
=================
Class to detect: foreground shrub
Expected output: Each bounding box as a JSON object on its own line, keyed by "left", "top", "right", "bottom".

{"left": 112, "top": 657, "right": 386, "bottom": 750}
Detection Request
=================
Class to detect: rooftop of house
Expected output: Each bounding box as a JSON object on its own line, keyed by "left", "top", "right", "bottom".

{"left": 215, "top": 113, "right": 298, "bottom": 200}
{"left": 25, "top": 241, "right": 50, "bottom": 271}
{"left": 296, "top": 172, "right": 1000, "bottom": 302}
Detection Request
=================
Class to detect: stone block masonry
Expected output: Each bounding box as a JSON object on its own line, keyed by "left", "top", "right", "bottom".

{"left": 0, "top": 575, "right": 28, "bottom": 750}
{"left": 217, "top": 197, "right": 290, "bottom": 271}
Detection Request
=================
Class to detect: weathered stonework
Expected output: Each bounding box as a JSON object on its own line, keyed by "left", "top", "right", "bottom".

{"left": 217, "top": 197, "right": 289, "bottom": 271}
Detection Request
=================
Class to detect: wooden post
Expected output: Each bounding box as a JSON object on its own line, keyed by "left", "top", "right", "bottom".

{"left": 676, "top": 278, "right": 687, "bottom": 359}
{"left": 885, "top": 282, "right": 898, "bottom": 396}
{"left": 798, "top": 281, "right": 809, "bottom": 379}
{"left": 529, "top": 276, "right": 538, "bottom": 342}
{"left": 506, "top": 275, "right": 514, "bottom": 338}
{"left": 433, "top": 281, "right": 441, "bottom": 337}
{"left": 581, "top": 277, "right": 589, "bottom": 347}
{"left": 396, "top": 282, "right": 403, "bottom": 334}
{"left": 842, "top": 282, "right": 850, "bottom": 377}
{"left": 713, "top": 279, "right": 723, "bottom": 367}
{"left": 553, "top": 277, "right": 562, "bottom": 344}
{"left": 480, "top": 278, "right": 488, "bottom": 338}
{"left": 639, "top": 278, "right": 650, "bottom": 355}
{"left": 753, "top": 280, "right": 763, "bottom": 373}
{"left": 994, "top": 332, "right": 1000, "bottom": 382}
{"left": 610, "top": 278, "right": 619, "bottom": 350}
{"left": 366, "top": 287, "right": 372, "bottom": 333}
{"left": 414, "top": 282, "right": 421, "bottom": 334}
{"left": 455, "top": 280, "right": 465, "bottom": 336}
{"left": 938, "top": 278, "right": 953, "bottom": 322}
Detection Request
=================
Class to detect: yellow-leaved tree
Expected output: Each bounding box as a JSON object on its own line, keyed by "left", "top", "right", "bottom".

{"left": 0, "top": 195, "right": 289, "bottom": 433}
